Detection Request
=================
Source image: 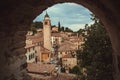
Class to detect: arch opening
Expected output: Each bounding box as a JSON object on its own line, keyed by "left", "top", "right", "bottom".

{"left": 25, "top": 3, "right": 112, "bottom": 80}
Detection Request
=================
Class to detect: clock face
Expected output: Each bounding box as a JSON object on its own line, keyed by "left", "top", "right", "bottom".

{"left": 45, "top": 21, "right": 48, "bottom": 25}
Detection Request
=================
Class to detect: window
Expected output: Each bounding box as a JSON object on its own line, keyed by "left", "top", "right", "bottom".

{"left": 29, "top": 55, "right": 31, "bottom": 60}
{"left": 32, "top": 53, "right": 34, "bottom": 58}
{"left": 30, "top": 54, "right": 32, "bottom": 59}
{"left": 33, "top": 47, "right": 35, "bottom": 50}
{"left": 28, "top": 48, "right": 30, "bottom": 52}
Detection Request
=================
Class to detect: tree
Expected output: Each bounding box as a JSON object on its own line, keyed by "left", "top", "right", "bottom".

{"left": 61, "top": 67, "right": 65, "bottom": 72}
{"left": 29, "top": 21, "right": 43, "bottom": 35}
{"left": 69, "top": 65, "right": 81, "bottom": 75}
{"left": 78, "top": 15, "right": 113, "bottom": 80}
{"left": 77, "top": 28, "right": 84, "bottom": 36}
{"left": 64, "top": 27, "right": 73, "bottom": 32}
{"left": 58, "top": 21, "right": 61, "bottom": 32}
{"left": 34, "top": 21, "right": 43, "bottom": 29}
{"left": 85, "top": 24, "right": 88, "bottom": 30}
{"left": 61, "top": 27, "right": 65, "bottom": 32}
{"left": 30, "top": 26, "right": 37, "bottom": 35}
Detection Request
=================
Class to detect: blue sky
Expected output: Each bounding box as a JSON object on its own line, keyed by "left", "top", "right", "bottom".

{"left": 33, "top": 3, "right": 94, "bottom": 31}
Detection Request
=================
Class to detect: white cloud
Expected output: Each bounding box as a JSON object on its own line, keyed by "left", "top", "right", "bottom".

{"left": 47, "top": 6, "right": 61, "bottom": 14}
{"left": 64, "top": 24, "right": 85, "bottom": 31}
{"left": 64, "top": 21, "right": 94, "bottom": 31}
{"left": 34, "top": 3, "right": 93, "bottom": 31}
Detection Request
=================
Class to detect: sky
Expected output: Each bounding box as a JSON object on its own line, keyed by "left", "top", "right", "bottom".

{"left": 33, "top": 3, "right": 94, "bottom": 31}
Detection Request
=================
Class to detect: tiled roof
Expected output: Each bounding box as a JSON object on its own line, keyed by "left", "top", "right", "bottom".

{"left": 50, "top": 73, "right": 76, "bottom": 80}
{"left": 51, "top": 33, "right": 61, "bottom": 37}
{"left": 34, "top": 32, "right": 43, "bottom": 37}
{"left": 27, "top": 63, "right": 56, "bottom": 74}
{"left": 58, "top": 41, "right": 75, "bottom": 52}
{"left": 26, "top": 32, "right": 43, "bottom": 44}
{"left": 26, "top": 32, "right": 43, "bottom": 40}
{"left": 25, "top": 44, "right": 35, "bottom": 48}
{"left": 32, "top": 38, "right": 43, "bottom": 44}
{"left": 40, "top": 46, "right": 51, "bottom": 53}
{"left": 62, "top": 53, "right": 73, "bottom": 58}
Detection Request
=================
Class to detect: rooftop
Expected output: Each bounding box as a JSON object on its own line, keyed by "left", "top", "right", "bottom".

{"left": 62, "top": 53, "right": 74, "bottom": 58}
{"left": 51, "top": 33, "right": 61, "bottom": 37}
{"left": 25, "top": 44, "right": 35, "bottom": 49}
{"left": 40, "top": 46, "right": 51, "bottom": 53}
{"left": 50, "top": 73, "right": 76, "bottom": 80}
{"left": 58, "top": 41, "right": 75, "bottom": 52}
{"left": 27, "top": 63, "right": 56, "bottom": 74}
{"left": 32, "top": 38, "right": 43, "bottom": 44}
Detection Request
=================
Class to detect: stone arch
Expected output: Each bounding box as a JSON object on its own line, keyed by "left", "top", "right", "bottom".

{"left": 0, "top": 0, "right": 120, "bottom": 80}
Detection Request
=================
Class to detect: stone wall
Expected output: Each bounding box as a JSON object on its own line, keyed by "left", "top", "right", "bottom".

{"left": 0, "top": 31, "right": 29, "bottom": 80}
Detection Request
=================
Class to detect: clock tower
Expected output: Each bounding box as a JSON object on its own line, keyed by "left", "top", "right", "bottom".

{"left": 43, "top": 12, "right": 52, "bottom": 51}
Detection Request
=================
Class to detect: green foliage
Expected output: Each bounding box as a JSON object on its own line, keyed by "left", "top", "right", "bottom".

{"left": 33, "top": 21, "right": 43, "bottom": 29}
{"left": 64, "top": 27, "right": 73, "bottom": 32}
{"left": 58, "top": 22, "right": 61, "bottom": 32}
{"left": 30, "top": 21, "right": 43, "bottom": 35}
{"left": 30, "top": 26, "right": 37, "bottom": 35}
{"left": 77, "top": 28, "right": 84, "bottom": 36}
{"left": 77, "top": 16, "right": 113, "bottom": 80}
{"left": 61, "top": 27, "right": 65, "bottom": 32}
{"left": 61, "top": 67, "right": 65, "bottom": 72}
{"left": 69, "top": 65, "right": 81, "bottom": 75}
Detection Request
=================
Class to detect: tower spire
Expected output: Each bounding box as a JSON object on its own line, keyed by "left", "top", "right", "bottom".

{"left": 44, "top": 11, "right": 49, "bottom": 18}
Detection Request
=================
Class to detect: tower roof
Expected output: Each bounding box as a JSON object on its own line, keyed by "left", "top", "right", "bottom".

{"left": 44, "top": 12, "right": 49, "bottom": 18}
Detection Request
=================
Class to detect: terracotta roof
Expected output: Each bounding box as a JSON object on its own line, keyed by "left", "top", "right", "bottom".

{"left": 26, "top": 33, "right": 43, "bottom": 40}
{"left": 62, "top": 54, "right": 73, "bottom": 58}
{"left": 50, "top": 73, "right": 76, "bottom": 80}
{"left": 32, "top": 38, "right": 43, "bottom": 44}
{"left": 26, "top": 32, "right": 43, "bottom": 44}
{"left": 58, "top": 41, "right": 75, "bottom": 52}
{"left": 51, "top": 33, "right": 61, "bottom": 37}
{"left": 25, "top": 44, "right": 35, "bottom": 48}
{"left": 26, "top": 35, "right": 34, "bottom": 40}
{"left": 40, "top": 46, "right": 51, "bottom": 53}
{"left": 34, "top": 32, "right": 43, "bottom": 37}
{"left": 27, "top": 63, "right": 55, "bottom": 73}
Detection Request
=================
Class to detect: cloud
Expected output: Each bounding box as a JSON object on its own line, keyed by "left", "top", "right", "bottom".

{"left": 64, "top": 21, "right": 94, "bottom": 31}
{"left": 33, "top": 3, "right": 93, "bottom": 31}
{"left": 66, "top": 24, "right": 85, "bottom": 31}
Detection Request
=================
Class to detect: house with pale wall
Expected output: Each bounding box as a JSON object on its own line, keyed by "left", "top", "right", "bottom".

{"left": 26, "top": 31, "right": 52, "bottom": 63}
{"left": 57, "top": 41, "right": 77, "bottom": 73}
{"left": 51, "top": 33, "right": 62, "bottom": 47}
{"left": 25, "top": 44, "right": 36, "bottom": 63}
{"left": 62, "top": 53, "right": 77, "bottom": 73}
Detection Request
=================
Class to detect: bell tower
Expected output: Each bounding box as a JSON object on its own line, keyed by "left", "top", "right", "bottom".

{"left": 43, "top": 12, "right": 52, "bottom": 51}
